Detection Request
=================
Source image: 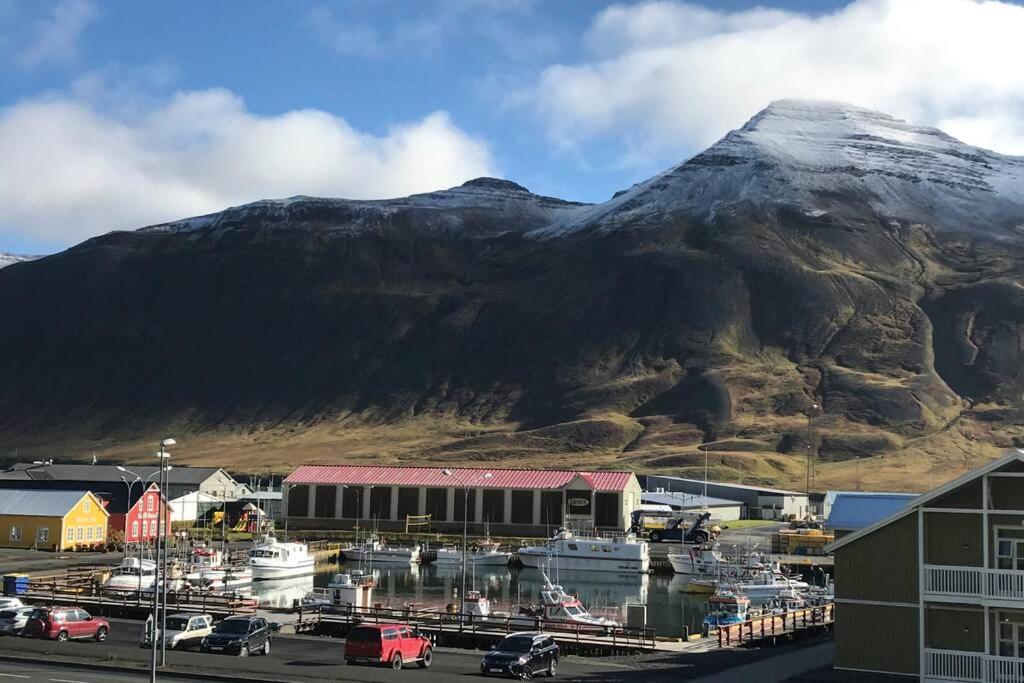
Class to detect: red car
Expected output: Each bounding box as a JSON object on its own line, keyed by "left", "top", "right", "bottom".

{"left": 23, "top": 607, "right": 110, "bottom": 642}
{"left": 344, "top": 624, "right": 433, "bottom": 669}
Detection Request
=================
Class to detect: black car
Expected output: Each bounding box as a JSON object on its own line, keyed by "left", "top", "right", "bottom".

{"left": 480, "top": 632, "right": 559, "bottom": 679}
{"left": 199, "top": 616, "right": 277, "bottom": 657}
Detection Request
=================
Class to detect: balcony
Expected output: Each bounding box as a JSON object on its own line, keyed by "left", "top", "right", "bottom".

{"left": 925, "top": 649, "right": 1024, "bottom": 683}
{"left": 924, "top": 565, "right": 1024, "bottom": 603}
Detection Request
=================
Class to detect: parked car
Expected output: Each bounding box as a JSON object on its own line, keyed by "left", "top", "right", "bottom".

{"left": 344, "top": 624, "right": 433, "bottom": 669}
{"left": 0, "top": 597, "right": 25, "bottom": 611}
{"left": 22, "top": 607, "right": 109, "bottom": 642}
{"left": 0, "top": 606, "right": 35, "bottom": 636}
{"left": 480, "top": 632, "right": 559, "bottom": 678}
{"left": 199, "top": 616, "right": 278, "bottom": 657}
{"left": 141, "top": 613, "right": 213, "bottom": 650}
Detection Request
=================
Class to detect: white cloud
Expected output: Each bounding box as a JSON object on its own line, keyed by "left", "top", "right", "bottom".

{"left": 0, "top": 88, "right": 496, "bottom": 247}
{"left": 16, "top": 0, "right": 97, "bottom": 68}
{"left": 522, "top": 0, "right": 1024, "bottom": 161}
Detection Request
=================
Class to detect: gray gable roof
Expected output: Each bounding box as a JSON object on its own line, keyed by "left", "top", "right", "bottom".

{"left": 0, "top": 489, "right": 96, "bottom": 517}
{"left": 0, "top": 463, "right": 229, "bottom": 486}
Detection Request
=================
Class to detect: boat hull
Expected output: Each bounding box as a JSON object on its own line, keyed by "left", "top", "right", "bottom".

{"left": 250, "top": 561, "right": 315, "bottom": 580}
{"left": 343, "top": 550, "right": 419, "bottom": 564}
{"left": 518, "top": 550, "right": 648, "bottom": 574}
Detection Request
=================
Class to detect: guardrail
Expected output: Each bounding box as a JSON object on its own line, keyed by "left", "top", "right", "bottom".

{"left": 22, "top": 577, "right": 258, "bottom": 616}
{"left": 924, "top": 565, "right": 1024, "bottom": 601}
{"left": 925, "top": 648, "right": 1024, "bottom": 683}
{"left": 299, "top": 604, "right": 656, "bottom": 652}
{"left": 716, "top": 604, "right": 833, "bottom": 647}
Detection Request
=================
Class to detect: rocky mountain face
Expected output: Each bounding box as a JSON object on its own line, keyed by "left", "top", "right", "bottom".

{"left": 2, "top": 100, "right": 1023, "bottom": 486}
{"left": 0, "top": 253, "right": 37, "bottom": 269}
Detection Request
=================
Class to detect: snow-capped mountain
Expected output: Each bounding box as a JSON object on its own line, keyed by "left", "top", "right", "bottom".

{"left": 537, "top": 99, "right": 1024, "bottom": 236}
{"left": 0, "top": 253, "right": 37, "bottom": 269}
{"left": 2, "top": 100, "right": 1024, "bottom": 486}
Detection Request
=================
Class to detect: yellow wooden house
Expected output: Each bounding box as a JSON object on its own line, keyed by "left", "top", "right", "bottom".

{"left": 0, "top": 489, "right": 109, "bottom": 551}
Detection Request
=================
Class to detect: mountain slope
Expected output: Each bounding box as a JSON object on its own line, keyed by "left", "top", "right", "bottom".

{"left": 1, "top": 100, "right": 1023, "bottom": 489}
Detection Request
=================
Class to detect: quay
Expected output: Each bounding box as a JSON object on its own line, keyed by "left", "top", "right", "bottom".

{"left": 716, "top": 604, "right": 834, "bottom": 647}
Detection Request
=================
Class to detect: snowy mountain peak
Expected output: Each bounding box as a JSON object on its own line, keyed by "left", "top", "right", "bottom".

{"left": 536, "top": 100, "right": 1024, "bottom": 237}
{"left": 460, "top": 177, "right": 531, "bottom": 193}
{"left": 0, "top": 252, "right": 38, "bottom": 269}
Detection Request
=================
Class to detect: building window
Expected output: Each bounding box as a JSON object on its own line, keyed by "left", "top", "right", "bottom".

{"left": 76, "top": 527, "right": 83, "bottom": 541}
{"left": 566, "top": 490, "right": 592, "bottom": 515}
{"left": 10, "top": 526, "right": 21, "bottom": 541}
{"left": 288, "top": 485, "right": 310, "bottom": 517}
{"left": 147, "top": 495, "right": 155, "bottom": 512}
{"left": 425, "top": 488, "right": 447, "bottom": 522}
{"left": 86, "top": 527, "right": 93, "bottom": 540}
{"left": 996, "top": 531, "right": 1024, "bottom": 570}
{"left": 595, "top": 492, "right": 620, "bottom": 528}
{"left": 66, "top": 527, "right": 74, "bottom": 542}
{"left": 997, "top": 614, "right": 1024, "bottom": 657}
{"left": 313, "top": 485, "right": 337, "bottom": 518}
{"left": 83, "top": 499, "right": 90, "bottom": 513}
{"left": 482, "top": 489, "right": 504, "bottom": 524}
{"left": 341, "top": 487, "right": 361, "bottom": 519}
{"left": 36, "top": 527, "right": 48, "bottom": 543}
{"left": 369, "top": 487, "right": 392, "bottom": 520}
{"left": 510, "top": 490, "right": 533, "bottom": 525}
{"left": 539, "top": 491, "right": 563, "bottom": 526}
{"left": 131, "top": 521, "right": 139, "bottom": 538}
{"left": 453, "top": 489, "right": 476, "bottom": 523}
{"left": 396, "top": 488, "right": 419, "bottom": 520}
{"left": 96, "top": 526, "right": 104, "bottom": 540}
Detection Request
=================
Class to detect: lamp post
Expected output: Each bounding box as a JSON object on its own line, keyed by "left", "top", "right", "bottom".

{"left": 441, "top": 468, "right": 492, "bottom": 622}
{"left": 806, "top": 404, "right": 819, "bottom": 505}
{"left": 119, "top": 467, "right": 164, "bottom": 591}
{"left": 146, "top": 438, "right": 175, "bottom": 681}
{"left": 118, "top": 472, "right": 141, "bottom": 556}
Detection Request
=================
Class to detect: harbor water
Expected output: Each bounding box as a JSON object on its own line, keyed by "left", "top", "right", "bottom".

{"left": 248, "top": 563, "right": 710, "bottom": 637}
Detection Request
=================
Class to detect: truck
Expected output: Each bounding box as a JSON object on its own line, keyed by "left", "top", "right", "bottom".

{"left": 635, "top": 511, "right": 719, "bottom": 544}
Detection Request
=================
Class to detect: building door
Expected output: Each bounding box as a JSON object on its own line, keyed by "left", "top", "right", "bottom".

{"left": 997, "top": 613, "right": 1024, "bottom": 657}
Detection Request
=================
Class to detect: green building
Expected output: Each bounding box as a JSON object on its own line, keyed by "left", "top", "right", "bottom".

{"left": 828, "top": 449, "right": 1024, "bottom": 681}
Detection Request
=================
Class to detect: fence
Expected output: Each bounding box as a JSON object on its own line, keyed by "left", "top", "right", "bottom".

{"left": 717, "top": 604, "right": 833, "bottom": 647}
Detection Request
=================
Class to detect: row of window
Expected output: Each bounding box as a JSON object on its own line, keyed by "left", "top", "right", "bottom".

{"left": 287, "top": 485, "right": 622, "bottom": 526}
{"left": 8, "top": 525, "right": 104, "bottom": 544}
{"left": 130, "top": 519, "right": 163, "bottom": 537}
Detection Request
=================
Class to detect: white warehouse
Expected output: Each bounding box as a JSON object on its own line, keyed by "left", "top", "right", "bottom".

{"left": 641, "top": 475, "right": 810, "bottom": 519}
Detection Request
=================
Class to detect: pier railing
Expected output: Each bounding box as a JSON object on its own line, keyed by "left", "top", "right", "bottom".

{"left": 22, "top": 576, "right": 259, "bottom": 616}
{"left": 924, "top": 565, "right": 1024, "bottom": 602}
{"left": 301, "top": 604, "right": 656, "bottom": 652}
{"left": 716, "top": 604, "right": 833, "bottom": 647}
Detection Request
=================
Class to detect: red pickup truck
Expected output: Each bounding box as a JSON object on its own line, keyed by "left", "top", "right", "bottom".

{"left": 344, "top": 624, "right": 433, "bottom": 669}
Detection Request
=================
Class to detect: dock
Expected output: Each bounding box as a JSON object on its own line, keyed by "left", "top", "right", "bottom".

{"left": 716, "top": 604, "right": 834, "bottom": 647}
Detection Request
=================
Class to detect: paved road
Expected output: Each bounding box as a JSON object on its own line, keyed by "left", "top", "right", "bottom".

{"left": 0, "top": 659, "right": 199, "bottom": 682}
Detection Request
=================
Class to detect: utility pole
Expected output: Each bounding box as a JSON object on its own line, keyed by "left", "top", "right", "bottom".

{"left": 806, "top": 404, "right": 819, "bottom": 502}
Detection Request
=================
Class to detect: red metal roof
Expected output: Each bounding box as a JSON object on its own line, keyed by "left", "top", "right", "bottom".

{"left": 284, "top": 465, "right": 635, "bottom": 492}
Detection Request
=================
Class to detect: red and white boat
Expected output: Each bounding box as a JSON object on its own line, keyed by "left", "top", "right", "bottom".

{"left": 186, "top": 544, "right": 253, "bottom": 590}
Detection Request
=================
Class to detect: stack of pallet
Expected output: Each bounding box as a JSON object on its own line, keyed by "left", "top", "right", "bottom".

{"left": 775, "top": 528, "right": 835, "bottom": 555}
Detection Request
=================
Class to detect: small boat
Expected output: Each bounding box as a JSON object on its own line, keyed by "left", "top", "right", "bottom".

{"left": 186, "top": 543, "right": 253, "bottom": 590}
{"left": 667, "top": 546, "right": 766, "bottom": 576}
{"left": 763, "top": 587, "right": 806, "bottom": 614}
{"left": 303, "top": 571, "right": 375, "bottom": 612}
{"left": 103, "top": 558, "right": 157, "bottom": 592}
{"left": 510, "top": 569, "right": 620, "bottom": 630}
{"left": 518, "top": 527, "right": 649, "bottom": 573}
{"left": 248, "top": 534, "right": 315, "bottom": 580}
{"left": 342, "top": 535, "right": 421, "bottom": 564}
{"left": 730, "top": 569, "right": 810, "bottom": 602}
{"left": 432, "top": 542, "right": 512, "bottom": 567}
{"left": 703, "top": 590, "right": 752, "bottom": 627}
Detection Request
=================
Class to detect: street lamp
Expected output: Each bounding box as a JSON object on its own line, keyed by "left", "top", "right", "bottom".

{"left": 442, "top": 468, "right": 492, "bottom": 622}
{"left": 806, "top": 404, "right": 819, "bottom": 506}
{"left": 148, "top": 438, "right": 175, "bottom": 680}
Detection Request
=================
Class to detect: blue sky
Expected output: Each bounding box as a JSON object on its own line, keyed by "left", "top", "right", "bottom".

{"left": 1, "top": 0, "right": 1022, "bottom": 254}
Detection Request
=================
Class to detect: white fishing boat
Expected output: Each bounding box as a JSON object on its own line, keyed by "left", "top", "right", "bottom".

{"left": 186, "top": 544, "right": 253, "bottom": 590}
{"left": 517, "top": 528, "right": 649, "bottom": 573}
{"left": 342, "top": 535, "right": 421, "bottom": 564}
{"left": 103, "top": 557, "right": 157, "bottom": 592}
{"left": 432, "top": 542, "right": 511, "bottom": 567}
{"left": 248, "top": 535, "right": 315, "bottom": 580}
{"left": 510, "top": 569, "right": 620, "bottom": 630}
{"left": 304, "top": 571, "right": 375, "bottom": 612}
{"left": 730, "top": 570, "right": 810, "bottom": 602}
{"left": 667, "top": 546, "right": 766, "bottom": 576}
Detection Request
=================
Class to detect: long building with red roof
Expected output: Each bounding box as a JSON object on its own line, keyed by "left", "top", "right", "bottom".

{"left": 283, "top": 465, "right": 642, "bottom": 534}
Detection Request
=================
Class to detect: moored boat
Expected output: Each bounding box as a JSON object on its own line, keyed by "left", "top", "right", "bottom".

{"left": 342, "top": 535, "right": 421, "bottom": 564}
{"left": 667, "top": 546, "right": 766, "bottom": 576}
{"left": 517, "top": 528, "right": 649, "bottom": 573}
{"left": 509, "top": 569, "right": 620, "bottom": 630}
{"left": 703, "top": 590, "right": 752, "bottom": 627}
{"left": 248, "top": 535, "right": 315, "bottom": 580}
{"left": 103, "top": 558, "right": 157, "bottom": 593}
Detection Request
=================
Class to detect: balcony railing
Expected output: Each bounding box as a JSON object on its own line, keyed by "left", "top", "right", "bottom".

{"left": 925, "top": 649, "right": 1024, "bottom": 683}
{"left": 924, "top": 565, "right": 1024, "bottom": 601}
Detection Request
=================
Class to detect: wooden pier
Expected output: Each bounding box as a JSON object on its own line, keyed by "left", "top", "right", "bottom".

{"left": 294, "top": 604, "right": 657, "bottom": 656}
{"left": 716, "top": 604, "right": 834, "bottom": 647}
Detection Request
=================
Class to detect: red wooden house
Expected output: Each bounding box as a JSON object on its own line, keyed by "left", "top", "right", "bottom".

{"left": 107, "top": 483, "right": 172, "bottom": 543}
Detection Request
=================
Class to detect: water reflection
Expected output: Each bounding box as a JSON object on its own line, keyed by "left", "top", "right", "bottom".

{"left": 290, "top": 561, "right": 708, "bottom": 636}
